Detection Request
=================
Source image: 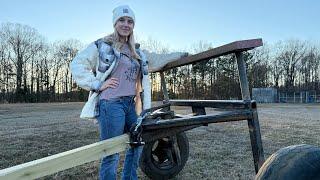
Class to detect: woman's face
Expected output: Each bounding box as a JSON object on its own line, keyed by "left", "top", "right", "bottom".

{"left": 115, "top": 16, "right": 134, "bottom": 38}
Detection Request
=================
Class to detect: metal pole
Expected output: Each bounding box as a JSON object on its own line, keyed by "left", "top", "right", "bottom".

{"left": 235, "top": 52, "right": 265, "bottom": 173}
{"left": 306, "top": 91, "right": 308, "bottom": 103}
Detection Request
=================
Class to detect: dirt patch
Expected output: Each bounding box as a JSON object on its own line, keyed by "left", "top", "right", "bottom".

{"left": 0, "top": 103, "right": 319, "bottom": 179}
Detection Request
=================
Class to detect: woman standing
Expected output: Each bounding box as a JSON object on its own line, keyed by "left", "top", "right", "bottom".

{"left": 70, "top": 5, "right": 151, "bottom": 180}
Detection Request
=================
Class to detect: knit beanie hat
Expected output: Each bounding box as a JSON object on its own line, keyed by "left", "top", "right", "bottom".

{"left": 112, "top": 5, "right": 135, "bottom": 26}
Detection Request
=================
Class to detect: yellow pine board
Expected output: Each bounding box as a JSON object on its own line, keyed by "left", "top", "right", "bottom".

{"left": 0, "top": 134, "right": 129, "bottom": 180}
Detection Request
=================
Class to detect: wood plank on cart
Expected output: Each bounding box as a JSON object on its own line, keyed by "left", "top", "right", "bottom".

{"left": 0, "top": 134, "right": 129, "bottom": 180}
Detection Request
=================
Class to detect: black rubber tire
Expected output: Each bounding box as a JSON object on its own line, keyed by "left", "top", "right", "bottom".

{"left": 139, "top": 132, "right": 189, "bottom": 180}
{"left": 255, "top": 144, "right": 320, "bottom": 180}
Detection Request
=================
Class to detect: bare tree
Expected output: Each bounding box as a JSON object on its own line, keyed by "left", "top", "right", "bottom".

{"left": 0, "top": 22, "right": 44, "bottom": 102}
{"left": 300, "top": 46, "right": 320, "bottom": 91}
{"left": 55, "top": 39, "right": 82, "bottom": 100}
{"left": 248, "top": 45, "right": 271, "bottom": 88}
{"left": 276, "top": 40, "right": 307, "bottom": 91}
{"left": 189, "top": 41, "right": 213, "bottom": 98}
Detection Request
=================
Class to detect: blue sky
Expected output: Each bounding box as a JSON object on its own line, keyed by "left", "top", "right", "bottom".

{"left": 0, "top": 0, "right": 319, "bottom": 51}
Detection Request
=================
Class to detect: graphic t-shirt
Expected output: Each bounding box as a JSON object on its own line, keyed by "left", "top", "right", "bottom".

{"left": 100, "top": 43, "right": 140, "bottom": 100}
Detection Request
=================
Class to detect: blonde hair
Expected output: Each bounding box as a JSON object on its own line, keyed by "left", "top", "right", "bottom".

{"left": 103, "top": 30, "right": 141, "bottom": 60}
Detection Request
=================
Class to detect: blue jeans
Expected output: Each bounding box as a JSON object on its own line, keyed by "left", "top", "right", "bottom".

{"left": 97, "top": 96, "right": 142, "bottom": 180}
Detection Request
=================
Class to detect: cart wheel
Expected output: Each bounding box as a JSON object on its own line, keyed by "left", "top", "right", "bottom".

{"left": 255, "top": 144, "right": 320, "bottom": 180}
{"left": 140, "top": 132, "right": 189, "bottom": 180}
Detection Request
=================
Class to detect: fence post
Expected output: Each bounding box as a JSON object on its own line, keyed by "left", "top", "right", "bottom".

{"left": 160, "top": 71, "right": 169, "bottom": 102}
{"left": 235, "top": 52, "right": 265, "bottom": 173}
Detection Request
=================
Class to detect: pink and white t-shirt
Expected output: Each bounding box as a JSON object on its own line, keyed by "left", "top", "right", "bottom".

{"left": 100, "top": 43, "right": 140, "bottom": 100}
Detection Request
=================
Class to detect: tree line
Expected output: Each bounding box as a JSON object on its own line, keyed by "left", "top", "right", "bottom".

{"left": 147, "top": 39, "right": 319, "bottom": 100}
{"left": 0, "top": 23, "right": 82, "bottom": 103}
{"left": 0, "top": 22, "right": 319, "bottom": 103}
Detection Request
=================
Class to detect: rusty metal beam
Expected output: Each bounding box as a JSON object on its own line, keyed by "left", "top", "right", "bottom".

{"left": 151, "top": 38, "right": 262, "bottom": 72}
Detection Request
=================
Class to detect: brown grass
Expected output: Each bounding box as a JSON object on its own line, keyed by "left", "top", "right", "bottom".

{"left": 0, "top": 103, "right": 319, "bottom": 180}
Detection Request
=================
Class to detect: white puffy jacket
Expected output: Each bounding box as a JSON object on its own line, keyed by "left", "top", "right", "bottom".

{"left": 70, "top": 39, "right": 151, "bottom": 116}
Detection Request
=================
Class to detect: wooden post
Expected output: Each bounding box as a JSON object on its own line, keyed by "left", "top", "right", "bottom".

{"left": 160, "top": 71, "right": 169, "bottom": 102}
{"left": 191, "top": 106, "right": 206, "bottom": 116}
{"left": 236, "top": 52, "right": 250, "bottom": 100}
{"left": 235, "top": 52, "right": 265, "bottom": 173}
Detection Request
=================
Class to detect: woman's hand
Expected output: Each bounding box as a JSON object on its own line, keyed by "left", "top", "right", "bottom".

{"left": 99, "top": 78, "right": 119, "bottom": 91}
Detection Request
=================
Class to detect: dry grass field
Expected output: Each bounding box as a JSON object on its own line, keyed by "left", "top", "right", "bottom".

{"left": 1, "top": 102, "right": 319, "bottom": 180}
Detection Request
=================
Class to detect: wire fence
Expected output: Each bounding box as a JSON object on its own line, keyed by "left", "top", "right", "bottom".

{"left": 278, "top": 91, "right": 320, "bottom": 103}
{"left": 252, "top": 88, "right": 320, "bottom": 103}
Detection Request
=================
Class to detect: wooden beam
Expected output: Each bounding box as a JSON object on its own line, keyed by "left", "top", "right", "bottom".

{"left": 0, "top": 134, "right": 129, "bottom": 180}
{"left": 169, "top": 99, "right": 251, "bottom": 109}
{"left": 142, "top": 110, "right": 252, "bottom": 130}
{"left": 151, "top": 38, "right": 262, "bottom": 72}
{"left": 235, "top": 51, "right": 265, "bottom": 173}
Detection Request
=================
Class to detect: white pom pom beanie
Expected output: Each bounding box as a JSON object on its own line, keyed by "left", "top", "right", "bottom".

{"left": 112, "top": 5, "right": 135, "bottom": 26}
